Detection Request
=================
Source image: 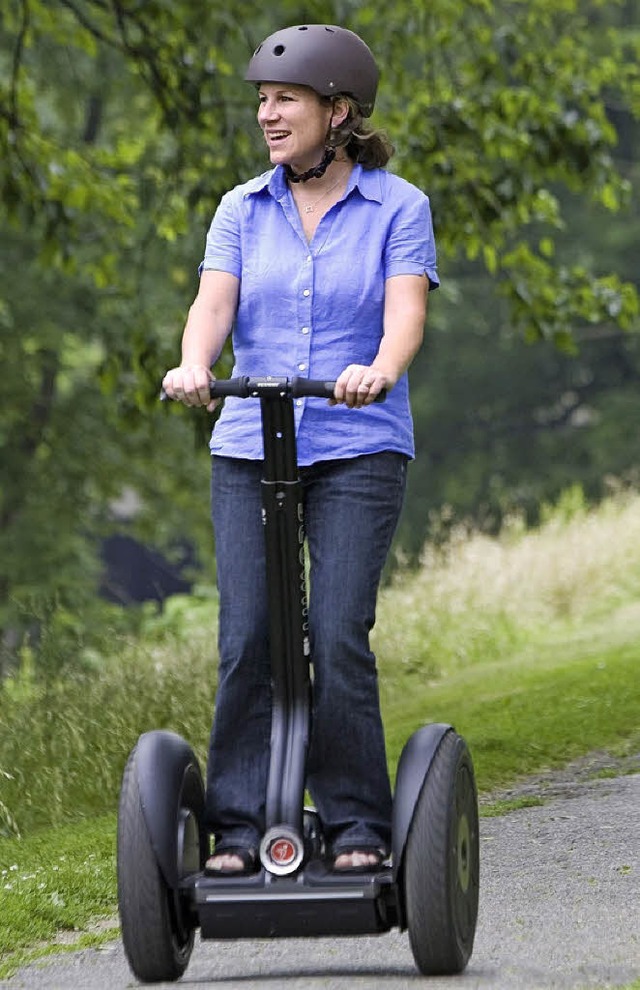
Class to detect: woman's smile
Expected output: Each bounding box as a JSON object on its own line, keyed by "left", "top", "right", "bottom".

{"left": 264, "top": 129, "right": 291, "bottom": 146}
{"left": 258, "top": 83, "right": 333, "bottom": 171}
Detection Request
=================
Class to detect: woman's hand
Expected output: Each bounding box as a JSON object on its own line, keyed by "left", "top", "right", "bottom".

{"left": 332, "top": 364, "right": 390, "bottom": 408}
{"left": 162, "top": 364, "right": 219, "bottom": 411}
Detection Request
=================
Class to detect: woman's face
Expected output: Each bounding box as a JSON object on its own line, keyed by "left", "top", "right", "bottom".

{"left": 257, "top": 83, "right": 337, "bottom": 172}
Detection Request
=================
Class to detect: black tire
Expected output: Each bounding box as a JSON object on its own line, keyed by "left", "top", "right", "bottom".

{"left": 117, "top": 746, "right": 197, "bottom": 983}
{"left": 404, "top": 730, "right": 479, "bottom": 975}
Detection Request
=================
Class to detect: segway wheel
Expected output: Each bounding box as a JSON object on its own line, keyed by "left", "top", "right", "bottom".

{"left": 117, "top": 745, "right": 197, "bottom": 983}
{"left": 404, "top": 730, "right": 479, "bottom": 975}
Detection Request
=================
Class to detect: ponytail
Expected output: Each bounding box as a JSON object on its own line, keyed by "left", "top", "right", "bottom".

{"left": 326, "top": 96, "right": 395, "bottom": 168}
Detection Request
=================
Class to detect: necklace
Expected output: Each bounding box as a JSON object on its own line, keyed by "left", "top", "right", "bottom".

{"left": 296, "top": 175, "right": 344, "bottom": 215}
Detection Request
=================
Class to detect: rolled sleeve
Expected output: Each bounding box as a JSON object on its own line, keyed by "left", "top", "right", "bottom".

{"left": 199, "top": 191, "right": 242, "bottom": 278}
{"left": 384, "top": 192, "right": 439, "bottom": 289}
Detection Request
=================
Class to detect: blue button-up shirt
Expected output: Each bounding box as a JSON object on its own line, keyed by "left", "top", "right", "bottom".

{"left": 201, "top": 163, "right": 438, "bottom": 465}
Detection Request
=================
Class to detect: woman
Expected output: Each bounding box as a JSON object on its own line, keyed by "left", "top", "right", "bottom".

{"left": 162, "top": 24, "right": 438, "bottom": 875}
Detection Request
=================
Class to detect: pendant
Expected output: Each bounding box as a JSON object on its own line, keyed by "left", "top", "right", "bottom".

{"left": 304, "top": 204, "right": 314, "bottom": 214}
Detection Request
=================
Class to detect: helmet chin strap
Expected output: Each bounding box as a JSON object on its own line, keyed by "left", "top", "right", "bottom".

{"left": 285, "top": 146, "right": 336, "bottom": 183}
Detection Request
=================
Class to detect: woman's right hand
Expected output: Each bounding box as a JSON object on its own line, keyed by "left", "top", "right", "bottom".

{"left": 162, "top": 365, "right": 219, "bottom": 411}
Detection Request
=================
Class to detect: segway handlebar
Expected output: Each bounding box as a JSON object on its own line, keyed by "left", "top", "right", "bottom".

{"left": 161, "top": 375, "right": 386, "bottom": 402}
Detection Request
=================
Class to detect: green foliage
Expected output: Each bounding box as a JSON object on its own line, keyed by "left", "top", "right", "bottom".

{"left": 374, "top": 0, "right": 639, "bottom": 339}
{"left": 137, "top": 584, "right": 219, "bottom": 641}
{"left": 400, "top": 274, "right": 640, "bottom": 555}
{"left": 539, "top": 483, "right": 588, "bottom": 525}
{"left": 2, "top": 487, "right": 640, "bottom": 839}
{"left": 1, "top": 0, "right": 639, "bottom": 668}
{"left": 0, "top": 620, "right": 217, "bottom": 835}
{"left": 2, "top": 0, "right": 637, "bottom": 330}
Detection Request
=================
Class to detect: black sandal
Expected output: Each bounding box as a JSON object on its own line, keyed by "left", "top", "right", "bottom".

{"left": 331, "top": 847, "right": 386, "bottom": 874}
{"left": 205, "top": 847, "right": 259, "bottom": 876}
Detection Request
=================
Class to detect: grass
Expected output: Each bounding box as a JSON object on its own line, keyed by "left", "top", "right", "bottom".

{"left": 0, "top": 605, "right": 218, "bottom": 837}
{"left": 374, "top": 486, "right": 640, "bottom": 786}
{"left": 0, "top": 815, "right": 117, "bottom": 979}
{"left": 1, "top": 486, "right": 640, "bottom": 972}
{"left": 479, "top": 796, "right": 545, "bottom": 817}
{"left": 382, "top": 635, "right": 639, "bottom": 790}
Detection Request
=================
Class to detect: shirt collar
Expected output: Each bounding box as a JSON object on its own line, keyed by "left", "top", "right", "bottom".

{"left": 347, "top": 164, "right": 383, "bottom": 203}
{"left": 244, "top": 163, "right": 383, "bottom": 204}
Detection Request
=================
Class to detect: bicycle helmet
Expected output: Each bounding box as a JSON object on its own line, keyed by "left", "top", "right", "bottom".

{"left": 245, "top": 24, "right": 379, "bottom": 117}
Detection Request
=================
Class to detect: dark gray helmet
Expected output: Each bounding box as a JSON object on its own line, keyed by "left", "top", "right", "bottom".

{"left": 245, "top": 24, "right": 379, "bottom": 117}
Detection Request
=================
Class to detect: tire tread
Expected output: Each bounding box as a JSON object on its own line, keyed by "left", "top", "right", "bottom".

{"left": 404, "top": 730, "right": 479, "bottom": 975}
{"left": 117, "top": 747, "right": 194, "bottom": 983}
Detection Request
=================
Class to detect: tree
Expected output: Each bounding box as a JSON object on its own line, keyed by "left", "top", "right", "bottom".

{"left": 400, "top": 278, "right": 640, "bottom": 558}
{"left": 1, "top": 0, "right": 638, "bottom": 667}
{"left": 375, "top": 0, "right": 638, "bottom": 345}
{"left": 2, "top": 0, "right": 637, "bottom": 336}
{"left": 395, "top": 0, "right": 640, "bottom": 554}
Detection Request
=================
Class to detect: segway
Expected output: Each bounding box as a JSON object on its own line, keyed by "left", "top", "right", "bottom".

{"left": 117, "top": 375, "right": 479, "bottom": 983}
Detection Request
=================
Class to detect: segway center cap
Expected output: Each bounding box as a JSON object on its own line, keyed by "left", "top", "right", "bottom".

{"left": 259, "top": 825, "right": 305, "bottom": 875}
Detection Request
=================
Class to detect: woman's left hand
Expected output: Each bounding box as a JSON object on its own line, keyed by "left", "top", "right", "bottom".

{"left": 331, "top": 364, "right": 390, "bottom": 408}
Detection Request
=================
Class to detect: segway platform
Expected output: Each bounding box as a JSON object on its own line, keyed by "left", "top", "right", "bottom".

{"left": 194, "top": 864, "right": 397, "bottom": 939}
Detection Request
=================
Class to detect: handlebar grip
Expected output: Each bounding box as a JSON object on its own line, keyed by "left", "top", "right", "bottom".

{"left": 291, "top": 377, "right": 386, "bottom": 403}
{"left": 290, "top": 377, "right": 336, "bottom": 400}
{"left": 159, "top": 377, "right": 252, "bottom": 402}
{"left": 207, "top": 376, "right": 252, "bottom": 399}
{"left": 161, "top": 375, "right": 386, "bottom": 402}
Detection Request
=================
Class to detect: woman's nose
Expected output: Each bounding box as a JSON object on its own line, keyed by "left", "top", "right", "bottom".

{"left": 258, "top": 99, "right": 277, "bottom": 123}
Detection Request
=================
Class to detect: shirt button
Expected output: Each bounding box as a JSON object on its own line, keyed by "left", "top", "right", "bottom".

{"left": 301, "top": 326, "right": 309, "bottom": 334}
{"left": 296, "top": 399, "right": 303, "bottom": 407}
{"left": 306, "top": 254, "right": 312, "bottom": 262}
{"left": 298, "top": 363, "right": 306, "bottom": 371}
{"left": 303, "top": 289, "right": 310, "bottom": 297}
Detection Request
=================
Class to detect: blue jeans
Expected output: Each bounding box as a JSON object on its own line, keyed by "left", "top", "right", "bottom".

{"left": 206, "top": 451, "right": 407, "bottom": 855}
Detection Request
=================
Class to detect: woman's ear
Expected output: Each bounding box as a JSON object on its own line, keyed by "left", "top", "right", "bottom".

{"left": 330, "top": 97, "right": 350, "bottom": 129}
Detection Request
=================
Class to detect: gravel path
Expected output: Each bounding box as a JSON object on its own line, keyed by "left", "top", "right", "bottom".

{"left": 4, "top": 771, "right": 639, "bottom": 990}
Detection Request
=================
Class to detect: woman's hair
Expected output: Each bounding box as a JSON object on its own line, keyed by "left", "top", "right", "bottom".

{"left": 324, "top": 95, "right": 394, "bottom": 168}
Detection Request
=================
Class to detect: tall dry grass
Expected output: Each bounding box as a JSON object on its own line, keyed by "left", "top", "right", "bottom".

{"left": 374, "top": 486, "right": 640, "bottom": 677}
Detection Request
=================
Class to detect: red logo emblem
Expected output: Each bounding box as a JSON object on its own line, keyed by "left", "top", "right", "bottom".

{"left": 271, "top": 838, "right": 295, "bottom": 865}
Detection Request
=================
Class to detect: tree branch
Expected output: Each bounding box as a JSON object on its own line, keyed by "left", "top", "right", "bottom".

{"left": 10, "top": 0, "right": 30, "bottom": 126}
{"left": 56, "top": 0, "right": 120, "bottom": 50}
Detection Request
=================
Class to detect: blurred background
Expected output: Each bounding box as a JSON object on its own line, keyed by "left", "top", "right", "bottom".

{"left": 1, "top": 0, "right": 638, "bottom": 678}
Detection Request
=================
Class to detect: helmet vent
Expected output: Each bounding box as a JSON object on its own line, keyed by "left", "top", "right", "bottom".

{"left": 273, "top": 44, "right": 285, "bottom": 55}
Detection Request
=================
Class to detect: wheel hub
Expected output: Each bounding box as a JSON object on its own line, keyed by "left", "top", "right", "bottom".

{"left": 456, "top": 813, "right": 471, "bottom": 892}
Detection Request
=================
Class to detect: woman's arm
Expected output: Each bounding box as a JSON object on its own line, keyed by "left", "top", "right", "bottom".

{"left": 333, "top": 273, "right": 428, "bottom": 408}
{"left": 162, "top": 270, "right": 240, "bottom": 409}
